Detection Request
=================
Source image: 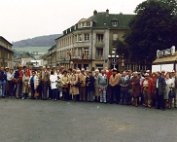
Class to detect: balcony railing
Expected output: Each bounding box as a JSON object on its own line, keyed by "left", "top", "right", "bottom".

{"left": 71, "top": 55, "right": 91, "bottom": 60}
{"left": 73, "top": 41, "right": 90, "bottom": 48}
{"left": 95, "top": 56, "right": 103, "bottom": 60}
{"left": 95, "top": 41, "right": 104, "bottom": 48}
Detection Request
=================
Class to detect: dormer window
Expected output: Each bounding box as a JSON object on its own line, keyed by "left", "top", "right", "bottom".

{"left": 78, "top": 23, "right": 82, "bottom": 28}
{"left": 86, "top": 22, "right": 90, "bottom": 27}
{"left": 112, "top": 20, "right": 118, "bottom": 27}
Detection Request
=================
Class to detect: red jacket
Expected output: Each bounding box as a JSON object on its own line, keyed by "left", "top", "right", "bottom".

{"left": 141, "top": 79, "right": 153, "bottom": 96}
{"left": 106, "top": 70, "right": 112, "bottom": 81}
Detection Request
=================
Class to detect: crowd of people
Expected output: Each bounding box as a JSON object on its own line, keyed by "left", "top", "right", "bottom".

{"left": 0, "top": 65, "right": 177, "bottom": 110}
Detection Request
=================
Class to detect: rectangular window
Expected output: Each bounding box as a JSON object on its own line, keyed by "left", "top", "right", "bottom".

{"left": 96, "top": 64, "right": 103, "bottom": 69}
{"left": 112, "top": 21, "right": 118, "bottom": 27}
{"left": 72, "top": 49, "right": 76, "bottom": 57}
{"left": 75, "top": 35, "right": 77, "bottom": 42}
{"left": 96, "top": 48, "right": 103, "bottom": 59}
{"left": 78, "top": 48, "right": 82, "bottom": 57}
{"left": 96, "top": 34, "right": 104, "bottom": 42}
{"left": 84, "top": 34, "right": 89, "bottom": 41}
{"left": 83, "top": 47, "right": 89, "bottom": 59}
{"left": 78, "top": 34, "right": 82, "bottom": 42}
{"left": 78, "top": 23, "right": 82, "bottom": 28}
{"left": 86, "top": 22, "right": 90, "bottom": 27}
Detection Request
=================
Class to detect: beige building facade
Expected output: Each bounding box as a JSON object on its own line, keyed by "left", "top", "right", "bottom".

{"left": 45, "top": 10, "right": 134, "bottom": 70}
{"left": 0, "top": 36, "right": 13, "bottom": 68}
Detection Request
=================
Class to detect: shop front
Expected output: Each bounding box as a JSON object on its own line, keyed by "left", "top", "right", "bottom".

{"left": 152, "top": 46, "right": 176, "bottom": 72}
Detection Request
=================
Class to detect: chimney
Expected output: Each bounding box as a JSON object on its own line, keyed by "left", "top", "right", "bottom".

{"left": 93, "top": 10, "right": 97, "bottom": 15}
{"left": 106, "top": 9, "right": 109, "bottom": 17}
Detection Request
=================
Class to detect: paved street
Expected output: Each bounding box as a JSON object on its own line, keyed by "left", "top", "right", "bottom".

{"left": 0, "top": 99, "right": 177, "bottom": 142}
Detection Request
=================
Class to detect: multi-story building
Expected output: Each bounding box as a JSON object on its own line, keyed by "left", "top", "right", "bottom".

{"left": 0, "top": 36, "right": 13, "bottom": 68}
{"left": 43, "top": 45, "right": 57, "bottom": 66}
{"left": 46, "top": 10, "right": 134, "bottom": 70}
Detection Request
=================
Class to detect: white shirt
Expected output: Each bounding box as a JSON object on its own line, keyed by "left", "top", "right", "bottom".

{"left": 143, "top": 79, "right": 149, "bottom": 87}
{"left": 50, "top": 74, "right": 58, "bottom": 89}
{"left": 6, "top": 72, "right": 13, "bottom": 81}
{"left": 156, "top": 78, "right": 159, "bottom": 88}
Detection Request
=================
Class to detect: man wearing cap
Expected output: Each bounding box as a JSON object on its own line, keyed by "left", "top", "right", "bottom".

{"left": 109, "top": 68, "right": 121, "bottom": 104}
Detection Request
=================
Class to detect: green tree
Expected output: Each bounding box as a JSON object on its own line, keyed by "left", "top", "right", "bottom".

{"left": 125, "top": 0, "right": 177, "bottom": 65}
{"left": 113, "top": 39, "right": 129, "bottom": 58}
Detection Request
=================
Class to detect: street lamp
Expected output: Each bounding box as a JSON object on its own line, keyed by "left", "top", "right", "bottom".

{"left": 108, "top": 49, "right": 119, "bottom": 69}
{"left": 67, "top": 50, "right": 72, "bottom": 68}
{"left": 70, "top": 61, "right": 73, "bottom": 68}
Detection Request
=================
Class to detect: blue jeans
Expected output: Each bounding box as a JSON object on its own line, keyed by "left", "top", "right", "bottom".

{"left": 0, "top": 80, "right": 6, "bottom": 97}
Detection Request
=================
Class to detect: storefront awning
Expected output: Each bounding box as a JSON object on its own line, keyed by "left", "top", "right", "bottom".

{"left": 153, "top": 52, "right": 177, "bottom": 64}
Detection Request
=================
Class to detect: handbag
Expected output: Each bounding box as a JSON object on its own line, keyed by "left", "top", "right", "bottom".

{"left": 34, "top": 91, "right": 39, "bottom": 97}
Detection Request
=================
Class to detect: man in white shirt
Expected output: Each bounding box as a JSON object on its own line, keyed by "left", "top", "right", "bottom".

{"left": 50, "top": 70, "right": 58, "bottom": 100}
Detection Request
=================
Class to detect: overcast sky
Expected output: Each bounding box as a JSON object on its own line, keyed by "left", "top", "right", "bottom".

{"left": 0, "top": 0, "right": 146, "bottom": 42}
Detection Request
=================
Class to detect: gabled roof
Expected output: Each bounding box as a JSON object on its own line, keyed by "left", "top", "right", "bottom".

{"left": 0, "top": 36, "right": 13, "bottom": 46}
{"left": 48, "top": 44, "right": 56, "bottom": 51}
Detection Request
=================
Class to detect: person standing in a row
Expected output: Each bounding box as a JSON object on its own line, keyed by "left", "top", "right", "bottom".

{"left": 50, "top": 70, "right": 58, "bottom": 100}
{"left": 70, "top": 70, "right": 80, "bottom": 101}
{"left": 22, "top": 71, "right": 30, "bottom": 99}
{"left": 120, "top": 71, "right": 130, "bottom": 105}
{"left": 98, "top": 69, "right": 108, "bottom": 103}
{"left": 86, "top": 71, "right": 95, "bottom": 102}
{"left": 6, "top": 67, "right": 13, "bottom": 97}
{"left": 79, "top": 69, "right": 86, "bottom": 101}
{"left": 0, "top": 67, "right": 7, "bottom": 98}
{"left": 29, "top": 70, "right": 39, "bottom": 99}
{"left": 109, "top": 69, "right": 121, "bottom": 104}
{"left": 130, "top": 72, "right": 141, "bottom": 107}
{"left": 156, "top": 72, "right": 166, "bottom": 110}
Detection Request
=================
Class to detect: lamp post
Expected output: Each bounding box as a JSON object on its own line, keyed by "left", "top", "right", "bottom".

{"left": 68, "top": 50, "right": 72, "bottom": 68}
{"left": 108, "top": 50, "right": 119, "bottom": 69}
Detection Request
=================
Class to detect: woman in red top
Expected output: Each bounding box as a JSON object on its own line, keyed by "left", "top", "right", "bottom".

{"left": 130, "top": 72, "right": 141, "bottom": 107}
{"left": 150, "top": 73, "right": 157, "bottom": 107}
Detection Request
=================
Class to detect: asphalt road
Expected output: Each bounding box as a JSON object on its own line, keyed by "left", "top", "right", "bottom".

{"left": 0, "top": 99, "right": 177, "bottom": 142}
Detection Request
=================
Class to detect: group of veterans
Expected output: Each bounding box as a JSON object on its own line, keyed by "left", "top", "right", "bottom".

{"left": 0, "top": 65, "right": 177, "bottom": 110}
